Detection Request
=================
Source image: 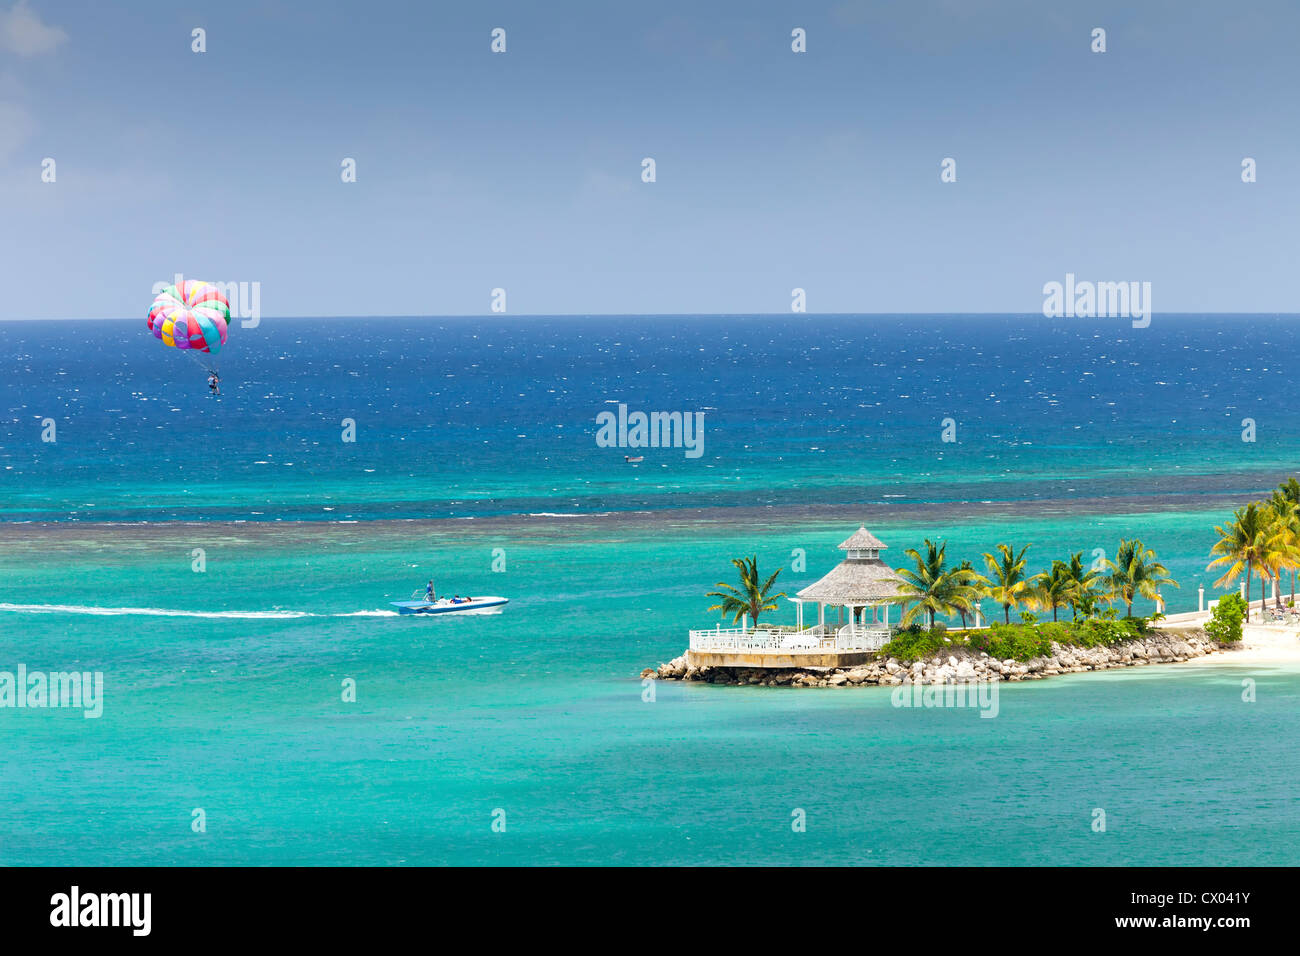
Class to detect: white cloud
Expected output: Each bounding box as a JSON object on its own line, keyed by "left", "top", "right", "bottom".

{"left": 0, "top": 1, "right": 67, "bottom": 57}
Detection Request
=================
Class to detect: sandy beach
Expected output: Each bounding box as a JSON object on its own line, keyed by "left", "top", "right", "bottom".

{"left": 1163, "top": 615, "right": 1300, "bottom": 666}
{"left": 1223, "top": 624, "right": 1300, "bottom": 665}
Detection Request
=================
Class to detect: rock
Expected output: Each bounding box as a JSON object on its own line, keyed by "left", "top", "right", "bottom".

{"left": 641, "top": 627, "right": 1226, "bottom": 689}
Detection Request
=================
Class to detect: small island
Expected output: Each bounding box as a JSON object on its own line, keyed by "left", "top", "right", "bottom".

{"left": 642, "top": 477, "right": 1300, "bottom": 688}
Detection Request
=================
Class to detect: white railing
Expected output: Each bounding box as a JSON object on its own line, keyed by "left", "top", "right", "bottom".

{"left": 689, "top": 624, "right": 895, "bottom": 654}
{"left": 836, "top": 624, "right": 893, "bottom": 651}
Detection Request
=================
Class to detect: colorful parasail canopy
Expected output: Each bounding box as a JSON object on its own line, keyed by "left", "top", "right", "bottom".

{"left": 147, "top": 280, "right": 230, "bottom": 355}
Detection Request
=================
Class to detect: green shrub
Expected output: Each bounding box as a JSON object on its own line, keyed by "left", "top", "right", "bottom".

{"left": 883, "top": 612, "right": 1163, "bottom": 664}
{"left": 881, "top": 628, "right": 952, "bottom": 662}
{"left": 1078, "top": 617, "right": 1144, "bottom": 647}
{"left": 1038, "top": 621, "right": 1073, "bottom": 646}
{"left": 967, "top": 623, "right": 1051, "bottom": 661}
{"left": 1205, "top": 592, "right": 1246, "bottom": 644}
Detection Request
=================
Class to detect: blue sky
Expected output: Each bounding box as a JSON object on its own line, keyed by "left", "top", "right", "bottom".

{"left": 1, "top": 0, "right": 1296, "bottom": 318}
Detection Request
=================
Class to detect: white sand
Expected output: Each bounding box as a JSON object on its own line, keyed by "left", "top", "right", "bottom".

{"left": 1164, "top": 617, "right": 1300, "bottom": 667}
{"left": 1226, "top": 624, "right": 1300, "bottom": 665}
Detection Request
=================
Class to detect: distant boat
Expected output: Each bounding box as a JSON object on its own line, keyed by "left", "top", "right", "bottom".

{"left": 390, "top": 595, "right": 509, "bottom": 615}
{"left": 624, "top": 455, "right": 644, "bottom": 463}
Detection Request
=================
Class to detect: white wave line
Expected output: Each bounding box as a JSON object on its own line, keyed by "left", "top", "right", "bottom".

{"left": 0, "top": 603, "right": 316, "bottom": 619}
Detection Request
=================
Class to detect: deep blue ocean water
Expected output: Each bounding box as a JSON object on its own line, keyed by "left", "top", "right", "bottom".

{"left": 2, "top": 314, "right": 1294, "bottom": 521}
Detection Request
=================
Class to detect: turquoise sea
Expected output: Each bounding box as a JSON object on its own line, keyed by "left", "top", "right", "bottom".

{"left": 2, "top": 315, "right": 1299, "bottom": 865}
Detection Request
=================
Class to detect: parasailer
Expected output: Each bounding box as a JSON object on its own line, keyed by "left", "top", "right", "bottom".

{"left": 146, "top": 280, "right": 230, "bottom": 390}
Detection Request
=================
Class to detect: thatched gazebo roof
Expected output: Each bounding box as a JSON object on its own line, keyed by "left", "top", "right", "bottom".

{"left": 838, "top": 526, "right": 887, "bottom": 551}
{"left": 796, "top": 526, "right": 902, "bottom": 605}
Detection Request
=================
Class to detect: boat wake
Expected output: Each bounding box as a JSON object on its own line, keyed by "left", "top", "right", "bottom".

{"left": 0, "top": 603, "right": 403, "bottom": 619}
{"left": 0, "top": 603, "right": 315, "bottom": 619}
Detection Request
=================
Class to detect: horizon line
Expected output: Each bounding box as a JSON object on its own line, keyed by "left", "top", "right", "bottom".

{"left": 4, "top": 311, "right": 1299, "bottom": 323}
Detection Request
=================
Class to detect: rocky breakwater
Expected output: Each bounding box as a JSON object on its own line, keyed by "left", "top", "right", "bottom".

{"left": 641, "top": 629, "right": 1224, "bottom": 687}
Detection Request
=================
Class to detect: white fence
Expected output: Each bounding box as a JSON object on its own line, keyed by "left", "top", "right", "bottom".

{"left": 688, "top": 624, "right": 896, "bottom": 654}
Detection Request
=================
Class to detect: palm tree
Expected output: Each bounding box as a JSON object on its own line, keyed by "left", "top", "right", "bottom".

{"left": 1266, "top": 490, "right": 1300, "bottom": 609}
{"left": 1278, "top": 477, "right": 1300, "bottom": 504}
{"left": 1208, "top": 503, "right": 1276, "bottom": 623}
{"left": 706, "top": 555, "right": 786, "bottom": 627}
{"left": 892, "top": 539, "right": 986, "bottom": 629}
{"left": 1030, "top": 560, "right": 1076, "bottom": 622}
{"left": 1268, "top": 479, "right": 1300, "bottom": 609}
{"left": 1256, "top": 505, "right": 1287, "bottom": 618}
{"left": 1104, "top": 539, "right": 1179, "bottom": 617}
{"left": 952, "top": 559, "right": 989, "bottom": 628}
{"left": 1278, "top": 478, "right": 1300, "bottom": 604}
{"left": 981, "top": 543, "right": 1032, "bottom": 624}
{"left": 1060, "top": 551, "right": 1105, "bottom": 620}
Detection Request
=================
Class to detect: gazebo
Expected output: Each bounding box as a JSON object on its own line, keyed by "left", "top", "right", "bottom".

{"left": 791, "top": 526, "right": 903, "bottom": 648}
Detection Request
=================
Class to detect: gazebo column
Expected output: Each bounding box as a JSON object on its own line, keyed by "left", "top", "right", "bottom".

{"left": 818, "top": 603, "right": 824, "bottom": 628}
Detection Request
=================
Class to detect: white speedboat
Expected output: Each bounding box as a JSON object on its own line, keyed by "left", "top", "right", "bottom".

{"left": 390, "top": 595, "right": 509, "bottom": 615}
